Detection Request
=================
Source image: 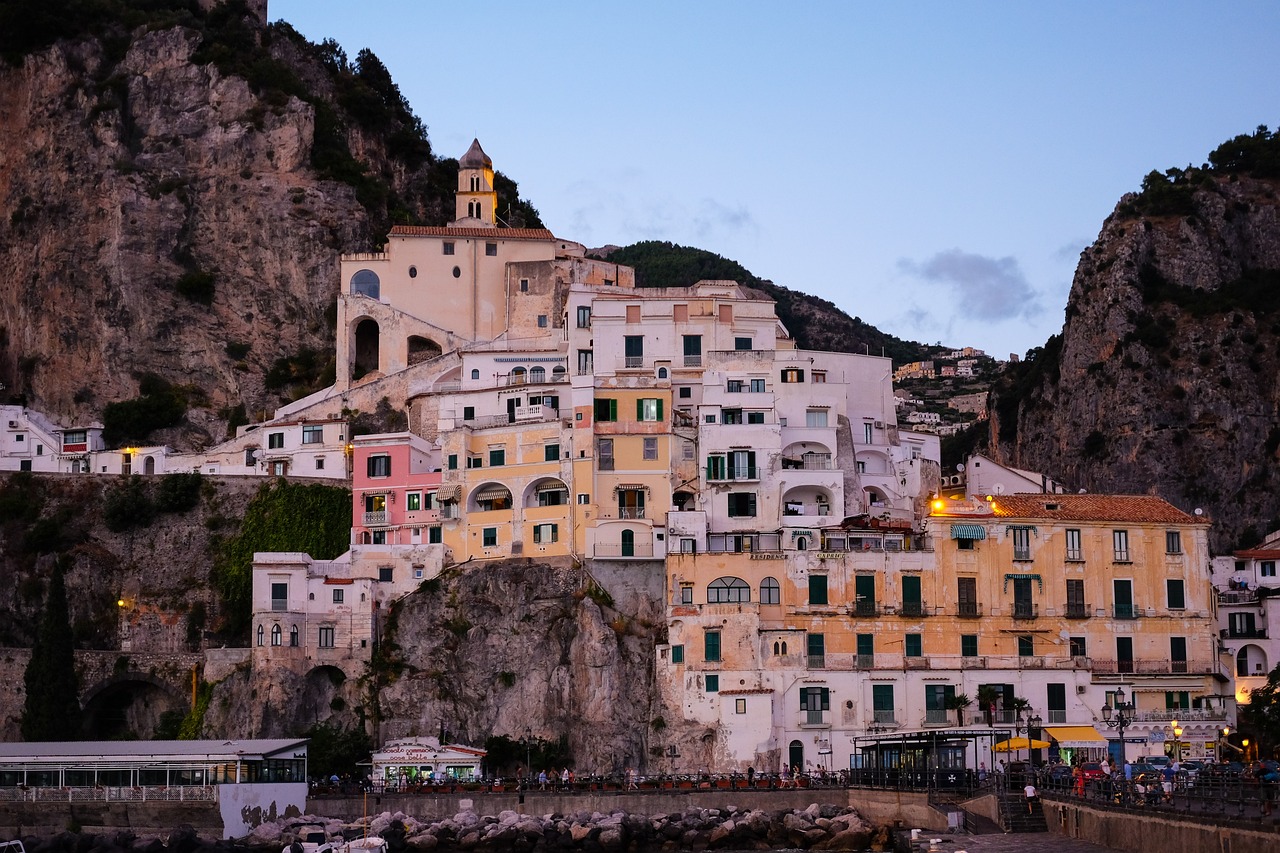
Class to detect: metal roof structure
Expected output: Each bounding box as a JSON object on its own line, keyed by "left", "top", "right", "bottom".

{"left": 0, "top": 739, "right": 308, "bottom": 763}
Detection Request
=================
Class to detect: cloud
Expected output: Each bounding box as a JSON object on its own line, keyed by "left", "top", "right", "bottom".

{"left": 1053, "top": 239, "right": 1090, "bottom": 263}
{"left": 898, "top": 249, "right": 1042, "bottom": 321}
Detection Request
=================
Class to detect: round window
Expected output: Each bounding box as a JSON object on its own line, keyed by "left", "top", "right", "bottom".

{"left": 408, "top": 266, "right": 417, "bottom": 278}
{"left": 452, "top": 266, "right": 461, "bottom": 278}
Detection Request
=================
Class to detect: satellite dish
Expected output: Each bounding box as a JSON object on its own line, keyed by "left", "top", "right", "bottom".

{"left": 1194, "top": 508, "right": 1204, "bottom": 516}
{"left": 993, "top": 483, "right": 1005, "bottom": 495}
{"left": 956, "top": 463, "right": 966, "bottom": 472}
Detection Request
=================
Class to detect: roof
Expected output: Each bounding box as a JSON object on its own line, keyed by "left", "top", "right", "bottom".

{"left": 720, "top": 688, "right": 774, "bottom": 696}
{"left": 459, "top": 138, "right": 492, "bottom": 169}
{"left": 988, "top": 494, "right": 1205, "bottom": 525}
{"left": 0, "top": 739, "right": 308, "bottom": 762}
{"left": 1234, "top": 549, "right": 1280, "bottom": 559}
{"left": 390, "top": 225, "right": 554, "bottom": 241}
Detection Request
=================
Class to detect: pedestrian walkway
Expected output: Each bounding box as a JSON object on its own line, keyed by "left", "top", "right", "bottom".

{"left": 906, "top": 832, "right": 1122, "bottom": 852}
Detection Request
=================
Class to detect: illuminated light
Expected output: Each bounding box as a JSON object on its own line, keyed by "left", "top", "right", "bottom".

{"left": 931, "top": 500, "right": 945, "bottom": 512}
{"left": 117, "top": 599, "right": 126, "bottom": 607}
{"left": 1243, "top": 738, "right": 1249, "bottom": 748}
{"left": 986, "top": 495, "right": 994, "bottom": 502}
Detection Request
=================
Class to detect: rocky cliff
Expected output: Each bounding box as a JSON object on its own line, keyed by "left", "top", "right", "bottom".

{"left": 989, "top": 130, "right": 1280, "bottom": 551}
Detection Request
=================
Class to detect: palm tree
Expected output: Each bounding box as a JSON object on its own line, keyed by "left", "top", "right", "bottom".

{"left": 976, "top": 685, "right": 1001, "bottom": 725}
{"left": 945, "top": 692, "right": 973, "bottom": 726}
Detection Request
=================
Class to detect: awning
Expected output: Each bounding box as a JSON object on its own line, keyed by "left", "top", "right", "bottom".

{"left": 993, "top": 737, "right": 1050, "bottom": 752}
{"left": 535, "top": 481, "right": 568, "bottom": 493}
{"left": 1006, "top": 525, "right": 1038, "bottom": 534}
{"left": 474, "top": 487, "right": 511, "bottom": 502}
{"left": 950, "top": 524, "right": 987, "bottom": 540}
{"left": 435, "top": 484, "right": 462, "bottom": 502}
{"left": 1044, "top": 726, "right": 1106, "bottom": 748}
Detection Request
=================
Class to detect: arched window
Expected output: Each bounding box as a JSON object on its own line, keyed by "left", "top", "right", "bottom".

{"left": 760, "top": 577, "right": 781, "bottom": 605}
{"left": 271, "top": 624, "right": 282, "bottom": 646}
{"left": 529, "top": 366, "right": 546, "bottom": 383}
{"left": 1237, "top": 648, "right": 1250, "bottom": 677}
{"left": 510, "top": 366, "right": 527, "bottom": 385}
{"left": 351, "top": 269, "right": 380, "bottom": 298}
{"left": 773, "top": 641, "right": 780, "bottom": 655}
{"left": 780, "top": 641, "right": 787, "bottom": 655}
{"left": 708, "top": 576, "right": 751, "bottom": 603}
{"left": 657, "top": 367, "right": 668, "bottom": 379}
{"left": 290, "top": 625, "right": 299, "bottom": 647}
{"left": 471, "top": 369, "right": 480, "bottom": 379}
{"left": 256, "top": 624, "right": 264, "bottom": 646}
{"left": 621, "top": 529, "right": 635, "bottom": 557}
{"left": 796, "top": 536, "right": 808, "bottom": 551}
{"left": 468, "top": 201, "right": 476, "bottom": 218}
{"left": 552, "top": 365, "right": 567, "bottom": 381}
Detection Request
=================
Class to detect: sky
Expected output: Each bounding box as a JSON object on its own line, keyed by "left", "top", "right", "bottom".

{"left": 273, "top": 1, "right": 1279, "bottom": 358}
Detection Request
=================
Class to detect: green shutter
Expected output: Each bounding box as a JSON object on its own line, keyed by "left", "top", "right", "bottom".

{"left": 636, "top": 399, "right": 644, "bottom": 420}
{"left": 657, "top": 399, "right": 664, "bottom": 420}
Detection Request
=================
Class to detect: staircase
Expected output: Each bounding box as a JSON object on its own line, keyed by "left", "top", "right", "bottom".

{"left": 999, "top": 791, "right": 1048, "bottom": 833}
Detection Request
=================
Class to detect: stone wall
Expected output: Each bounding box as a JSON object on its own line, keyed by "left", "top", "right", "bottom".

{"left": 0, "top": 800, "right": 221, "bottom": 839}
{"left": 1043, "top": 797, "right": 1279, "bottom": 853}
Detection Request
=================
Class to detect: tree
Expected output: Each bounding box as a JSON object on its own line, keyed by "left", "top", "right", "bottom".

{"left": 21, "top": 560, "right": 81, "bottom": 740}
{"left": 1239, "top": 662, "right": 1280, "bottom": 756}
{"left": 945, "top": 692, "right": 973, "bottom": 727}
{"left": 976, "top": 685, "right": 1001, "bottom": 725}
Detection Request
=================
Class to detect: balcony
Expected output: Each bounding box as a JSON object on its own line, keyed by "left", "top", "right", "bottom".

{"left": 905, "top": 657, "right": 930, "bottom": 670}
{"left": 683, "top": 355, "right": 702, "bottom": 368}
{"left": 594, "top": 542, "right": 656, "bottom": 559}
{"left": 1012, "top": 602, "right": 1039, "bottom": 620}
{"left": 807, "top": 654, "right": 826, "bottom": 670}
{"left": 852, "top": 601, "right": 879, "bottom": 618}
{"left": 1113, "top": 603, "right": 1141, "bottom": 619}
{"left": 1091, "top": 659, "right": 1214, "bottom": 675}
{"left": 438, "top": 505, "right": 459, "bottom": 519}
{"left": 1218, "top": 588, "right": 1260, "bottom": 605}
{"left": 855, "top": 654, "right": 876, "bottom": 670}
{"left": 872, "top": 710, "right": 897, "bottom": 725}
{"left": 923, "top": 709, "right": 950, "bottom": 726}
{"left": 1222, "top": 627, "right": 1268, "bottom": 639}
{"left": 1130, "top": 707, "right": 1228, "bottom": 723}
{"left": 616, "top": 506, "right": 647, "bottom": 520}
{"left": 1064, "top": 602, "right": 1091, "bottom": 620}
{"left": 621, "top": 356, "right": 645, "bottom": 370}
{"left": 898, "top": 601, "right": 929, "bottom": 618}
{"left": 362, "top": 510, "right": 389, "bottom": 526}
{"left": 798, "top": 709, "right": 830, "bottom": 728}
{"left": 960, "top": 655, "right": 987, "bottom": 669}
{"left": 271, "top": 598, "right": 287, "bottom": 612}
{"left": 957, "top": 602, "right": 982, "bottom": 618}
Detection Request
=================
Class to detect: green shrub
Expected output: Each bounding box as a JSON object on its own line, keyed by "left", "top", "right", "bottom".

{"left": 103, "top": 476, "right": 154, "bottom": 532}
{"left": 102, "top": 375, "right": 187, "bottom": 446}
{"left": 154, "top": 471, "right": 202, "bottom": 513}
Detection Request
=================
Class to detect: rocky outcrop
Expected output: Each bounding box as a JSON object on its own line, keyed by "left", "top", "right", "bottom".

{"left": 989, "top": 168, "right": 1280, "bottom": 551}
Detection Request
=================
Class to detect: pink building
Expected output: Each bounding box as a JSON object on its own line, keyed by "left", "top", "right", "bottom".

{"left": 351, "top": 433, "right": 445, "bottom": 547}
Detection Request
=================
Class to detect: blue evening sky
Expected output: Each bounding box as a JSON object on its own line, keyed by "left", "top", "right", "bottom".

{"left": 273, "top": 0, "right": 1278, "bottom": 358}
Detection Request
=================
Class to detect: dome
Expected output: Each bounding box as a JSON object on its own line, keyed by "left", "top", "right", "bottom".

{"left": 459, "top": 138, "right": 492, "bottom": 169}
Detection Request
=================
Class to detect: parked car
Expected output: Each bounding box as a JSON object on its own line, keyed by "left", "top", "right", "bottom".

{"left": 1137, "top": 754, "right": 1170, "bottom": 767}
{"left": 1177, "top": 760, "right": 1203, "bottom": 780}
{"left": 1079, "top": 762, "right": 1104, "bottom": 782}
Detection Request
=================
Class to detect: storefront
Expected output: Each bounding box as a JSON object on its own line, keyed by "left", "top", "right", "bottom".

{"left": 370, "top": 737, "right": 485, "bottom": 787}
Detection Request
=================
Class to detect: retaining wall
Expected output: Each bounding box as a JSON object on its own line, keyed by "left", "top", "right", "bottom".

{"left": 1044, "top": 797, "right": 1279, "bottom": 853}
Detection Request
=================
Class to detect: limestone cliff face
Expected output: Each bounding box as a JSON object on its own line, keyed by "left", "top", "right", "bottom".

{"left": 990, "top": 171, "right": 1280, "bottom": 551}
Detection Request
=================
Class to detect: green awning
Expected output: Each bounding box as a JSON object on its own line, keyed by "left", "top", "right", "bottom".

{"left": 950, "top": 524, "right": 987, "bottom": 540}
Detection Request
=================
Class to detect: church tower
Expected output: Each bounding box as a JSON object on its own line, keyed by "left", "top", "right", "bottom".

{"left": 453, "top": 138, "right": 498, "bottom": 227}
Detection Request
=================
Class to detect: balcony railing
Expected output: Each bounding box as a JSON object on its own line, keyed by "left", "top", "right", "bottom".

{"left": 708, "top": 467, "right": 759, "bottom": 481}
{"left": 1091, "top": 659, "right": 1214, "bottom": 675}
{"left": 1130, "top": 707, "right": 1228, "bottom": 722}
{"left": 899, "top": 601, "right": 928, "bottom": 618}
{"left": 1014, "top": 548, "right": 1032, "bottom": 561}
{"left": 683, "top": 355, "right": 702, "bottom": 368}
{"left": 1113, "top": 550, "right": 1131, "bottom": 562}
{"left": 799, "top": 709, "right": 828, "bottom": 727}
{"left": 594, "top": 542, "right": 656, "bottom": 558}
{"left": 957, "top": 602, "right": 982, "bottom": 618}
{"left": 905, "top": 657, "right": 930, "bottom": 670}
{"left": 1065, "top": 549, "right": 1083, "bottom": 561}
{"left": 362, "top": 510, "right": 388, "bottom": 526}
{"left": 872, "top": 710, "right": 897, "bottom": 725}
{"left": 1113, "top": 603, "right": 1140, "bottom": 619}
{"left": 852, "top": 601, "right": 879, "bottom": 617}
{"left": 271, "top": 599, "right": 287, "bottom": 612}
{"left": 1222, "top": 627, "right": 1268, "bottom": 639}
{"left": 1047, "top": 710, "right": 1068, "bottom": 724}
{"left": 438, "top": 504, "right": 459, "bottom": 519}
{"left": 855, "top": 654, "right": 876, "bottom": 669}
{"left": 923, "top": 709, "right": 950, "bottom": 726}
{"left": 622, "top": 356, "right": 644, "bottom": 369}
{"left": 1218, "top": 588, "right": 1260, "bottom": 605}
{"left": 616, "top": 506, "right": 647, "bottom": 519}
{"left": 1064, "top": 602, "right": 1090, "bottom": 619}
{"left": 807, "top": 654, "right": 826, "bottom": 669}
{"left": 1012, "top": 602, "right": 1039, "bottom": 620}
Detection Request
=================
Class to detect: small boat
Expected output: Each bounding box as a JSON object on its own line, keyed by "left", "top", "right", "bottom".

{"left": 337, "top": 837, "right": 387, "bottom": 853}
{"left": 282, "top": 828, "right": 337, "bottom": 853}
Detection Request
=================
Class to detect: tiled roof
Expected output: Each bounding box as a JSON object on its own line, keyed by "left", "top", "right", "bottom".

{"left": 1234, "top": 549, "right": 1280, "bottom": 559}
{"left": 719, "top": 688, "right": 774, "bottom": 696}
{"left": 988, "top": 494, "right": 1205, "bottom": 525}
{"left": 390, "top": 225, "right": 555, "bottom": 240}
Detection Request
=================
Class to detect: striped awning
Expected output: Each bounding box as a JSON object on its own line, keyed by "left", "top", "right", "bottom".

{"left": 474, "top": 487, "right": 511, "bottom": 502}
{"left": 535, "top": 481, "right": 568, "bottom": 493}
{"left": 950, "top": 524, "right": 987, "bottom": 540}
{"left": 1006, "top": 525, "right": 1038, "bottom": 534}
{"left": 435, "top": 484, "right": 462, "bottom": 502}
{"left": 1044, "top": 725, "right": 1106, "bottom": 748}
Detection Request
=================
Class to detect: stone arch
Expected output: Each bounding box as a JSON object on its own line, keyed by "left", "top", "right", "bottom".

{"left": 293, "top": 665, "right": 352, "bottom": 730}
{"left": 407, "top": 335, "right": 443, "bottom": 367}
{"left": 80, "top": 672, "right": 185, "bottom": 740}
{"left": 353, "top": 318, "right": 380, "bottom": 379}
{"left": 1237, "top": 644, "right": 1268, "bottom": 677}
{"left": 523, "top": 477, "right": 568, "bottom": 508}
{"left": 143, "top": 456, "right": 156, "bottom": 475}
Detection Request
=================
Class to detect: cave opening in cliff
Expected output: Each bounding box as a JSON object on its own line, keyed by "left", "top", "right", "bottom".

{"left": 80, "top": 680, "right": 180, "bottom": 740}
{"left": 354, "top": 319, "right": 380, "bottom": 379}
{"left": 407, "top": 335, "right": 442, "bottom": 366}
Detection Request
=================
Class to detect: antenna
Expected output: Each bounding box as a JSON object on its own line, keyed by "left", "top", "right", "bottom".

{"left": 994, "top": 483, "right": 1005, "bottom": 495}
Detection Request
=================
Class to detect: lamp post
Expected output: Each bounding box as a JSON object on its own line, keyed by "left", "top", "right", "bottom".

{"left": 1169, "top": 720, "right": 1183, "bottom": 763}
{"left": 1012, "top": 707, "right": 1042, "bottom": 766}
{"left": 523, "top": 727, "right": 532, "bottom": 784}
{"left": 1101, "top": 687, "right": 1135, "bottom": 764}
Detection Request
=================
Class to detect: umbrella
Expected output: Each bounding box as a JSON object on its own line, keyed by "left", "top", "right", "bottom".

{"left": 993, "top": 737, "right": 1050, "bottom": 752}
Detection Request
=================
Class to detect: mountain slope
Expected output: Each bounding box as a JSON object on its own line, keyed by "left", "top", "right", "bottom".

{"left": 988, "top": 127, "right": 1280, "bottom": 551}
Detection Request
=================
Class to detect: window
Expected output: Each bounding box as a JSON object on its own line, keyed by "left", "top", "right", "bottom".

{"left": 406, "top": 492, "right": 421, "bottom": 511}
{"left": 485, "top": 242, "right": 497, "bottom": 256}
{"left": 315, "top": 457, "right": 325, "bottom": 470}
{"left": 723, "top": 408, "right": 743, "bottom": 425}
{"left": 643, "top": 437, "right": 658, "bottom": 460}
{"left": 1018, "top": 635, "right": 1034, "bottom": 656}
{"left": 727, "top": 492, "right": 757, "bottom": 517}
{"left": 734, "top": 337, "right": 752, "bottom": 351}
{"left": 957, "top": 576, "right": 978, "bottom": 617}
{"left": 961, "top": 634, "right": 978, "bottom": 657}
{"left": 671, "top": 644, "right": 684, "bottom": 664}
{"left": 760, "top": 576, "right": 780, "bottom": 604}
{"left": 598, "top": 438, "right": 614, "bottom": 469}
{"left": 302, "top": 425, "right": 323, "bottom": 444}
{"left": 428, "top": 526, "right": 442, "bottom": 544}
{"left": 1165, "top": 690, "right": 1190, "bottom": 710}
{"left": 812, "top": 370, "right": 827, "bottom": 383}
{"left": 271, "top": 624, "right": 282, "bottom": 646}
{"left": 637, "top": 398, "right": 664, "bottom": 422}
{"left": 576, "top": 306, "right": 591, "bottom": 328}
{"left": 489, "top": 447, "right": 505, "bottom": 467}
{"left": 1167, "top": 579, "right": 1185, "bottom": 610}
{"left": 363, "top": 493, "right": 385, "bottom": 516}
{"left": 708, "top": 577, "right": 751, "bottom": 603}
{"left": 519, "top": 278, "right": 529, "bottom": 292}
{"left": 704, "top": 631, "right": 721, "bottom": 662}
{"left": 1170, "top": 637, "right": 1188, "bottom": 671}
{"left": 681, "top": 584, "right": 693, "bottom": 604}
{"left": 727, "top": 380, "right": 745, "bottom": 394}
{"left": 682, "top": 335, "right": 701, "bottom": 366}
{"left": 1069, "top": 636, "right": 1087, "bottom": 657}
{"left": 483, "top": 528, "right": 497, "bottom": 547}
{"left": 872, "top": 685, "right": 895, "bottom": 723}
{"left": 706, "top": 455, "right": 726, "bottom": 480}
{"left": 1166, "top": 530, "right": 1182, "bottom": 554}
{"left": 268, "top": 432, "right": 284, "bottom": 449}
{"left": 805, "top": 409, "right": 829, "bottom": 427}
{"left": 678, "top": 386, "right": 692, "bottom": 399}
{"left": 367, "top": 454, "right": 391, "bottom": 477}
{"left": 577, "top": 349, "right": 593, "bottom": 375}
{"left": 729, "top": 449, "right": 756, "bottom": 479}
{"left": 443, "top": 242, "right": 455, "bottom": 255}
{"left": 750, "top": 378, "right": 766, "bottom": 393}
{"left": 371, "top": 529, "right": 386, "bottom": 545}
{"left": 1113, "top": 529, "right": 1130, "bottom": 562}
{"left": 447, "top": 454, "right": 458, "bottom": 470}
{"left": 379, "top": 567, "right": 392, "bottom": 583}
{"left": 290, "top": 625, "right": 299, "bottom": 647}
{"left": 735, "top": 698, "right": 747, "bottom": 714}
{"left": 808, "top": 574, "right": 828, "bottom": 605}
{"left": 863, "top": 422, "right": 873, "bottom": 443}
{"left": 533, "top": 523, "right": 559, "bottom": 544}
{"left": 1066, "top": 578, "right": 1086, "bottom": 618}
{"left": 332, "top": 589, "right": 344, "bottom": 604}
{"left": 318, "top": 626, "right": 335, "bottom": 648}
{"left": 257, "top": 624, "right": 264, "bottom": 646}
{"left": 594, "top": 398, "right": 618, "bottom": 422}
{"left": 577, "top": 493, "right": 590, "bottom": 505}
{"left": 705, "top": 674, "right": 719, "bottom": 693}
{"left": 271, "top": 582, "right": 287, "bottom": 611}
{"left": 854, "top": 575, "right": 876, "bottom": 615}
{"left": 63, "top": 430, "right": 86, "bottom": 445}
{"left": 544, "top": 443, "right": 560, "bottom": 462}
{"left": 1011, "top": 527, "right": 1032, "bottom": 560}
{"left": 747, "top": 411, "right": 765, "bottom": 424}
{"left": 682, "top": 440, "right": 695, "bottom": 460}
{"left": 905, "top": 634, "right": 922, "bottom": 657}
{"left": 781, "top": 368, "right": 804, "bottom": 383}
{"left": 624, "top": 334, "right": 643, "bottom": 368}
{"left": 537, "top": 315, "right": 548, "bottom": 328}
{"left": 1065, "top": 528, "right": 1082, "bottom": 560}
{"left": 1263, "top": 561, "right": 1277, "bottom": 577}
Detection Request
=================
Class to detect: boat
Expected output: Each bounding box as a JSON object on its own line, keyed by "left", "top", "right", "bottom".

{"left": 282, "top": 828, "right": 337, "bottom": 853}
{"left": 338, "top": 836, "right": 387, "bottom": 853}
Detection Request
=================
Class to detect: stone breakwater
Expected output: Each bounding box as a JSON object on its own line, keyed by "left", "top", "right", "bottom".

{"left": 250, "top": 803, "right": 889, "bottom": 851}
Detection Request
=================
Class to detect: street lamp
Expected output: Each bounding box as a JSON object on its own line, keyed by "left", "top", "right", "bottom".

{"left": 1012, "top": 707, "right": 1042, "bottom": 766}
{"left": 1169, "top": 720, "right": 1183, "bottom": 763}
{"left": 1101, "top": 687, "right": 1136, "bottom": 763}
{"left": 523, "top": 727, "right": 532, "bottom": 783}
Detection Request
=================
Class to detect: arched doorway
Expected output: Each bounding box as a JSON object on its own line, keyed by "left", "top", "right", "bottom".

{"left": 621, "top": 529, "right": 635, "bottom": 557}
{"left": 788, "top": 740, "right": 804, "bottom": 774}
{"left": 144, "top": 456, "right": 156, "bottom": 475}
{"left": 354, "top": 319, "right": 380, "bottom": 379}
{"left": 407, "top": 335, "right": 442, "bottom": 366}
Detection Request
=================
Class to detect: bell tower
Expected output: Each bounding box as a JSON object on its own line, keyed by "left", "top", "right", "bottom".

{"left": 453, "top": 138, "right": 498, "bottom": 227}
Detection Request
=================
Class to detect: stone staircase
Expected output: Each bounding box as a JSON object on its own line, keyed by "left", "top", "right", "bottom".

{"left": 1000, "top": 791, "right": 1048, "bottom": 833}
